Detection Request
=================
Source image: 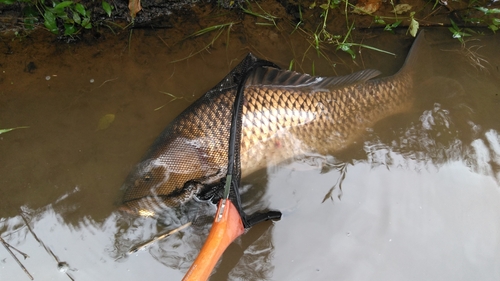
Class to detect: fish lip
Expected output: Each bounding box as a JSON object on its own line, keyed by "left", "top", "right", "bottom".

{"left": 118, "top": 202, "right": 158, "bottom": 218}
{"left": 118, "top": 204, "right": 135, "bottom": 215}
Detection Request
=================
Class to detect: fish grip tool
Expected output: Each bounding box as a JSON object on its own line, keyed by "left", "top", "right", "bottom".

{"left": 182, "top": 56, "right": 283, "bottom": 281}
{"left": 219, "top": 57, "right": 282, "bottom": 228}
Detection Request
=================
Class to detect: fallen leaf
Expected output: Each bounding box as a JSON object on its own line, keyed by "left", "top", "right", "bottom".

{"left": 391, "top": 4, "right": 412, "bottom": 14}
{"left": 128, "top": 0, "right": 142, "bottom": 19}
{"left": 353, "top": 0, "right": 382, "bottom": 14}
{"left": 97, "top": 114, "right": 115, "bottom": 131}
{"left": 409, "top": 18, "right": 419, "bottom": 37}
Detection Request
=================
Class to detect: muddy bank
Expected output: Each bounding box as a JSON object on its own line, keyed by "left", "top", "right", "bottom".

{"left": 1, "top": 0, "right": 498, "bottom": 40}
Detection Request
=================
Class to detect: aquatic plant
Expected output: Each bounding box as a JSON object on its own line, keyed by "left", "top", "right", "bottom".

{"left": 448, "top": 19, "right": 472, "bottom": 43}
{"left": 0, "top": 126, "right": 29, "bottom": 135}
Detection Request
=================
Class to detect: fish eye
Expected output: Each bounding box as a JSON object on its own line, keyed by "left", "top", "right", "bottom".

{"left": 143, "top": 173, "right": 152, "bottom": 182}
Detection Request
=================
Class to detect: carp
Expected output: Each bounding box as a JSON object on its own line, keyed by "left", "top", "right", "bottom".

{"left": 121, "top": 32, "right": 428, "bottom": 216}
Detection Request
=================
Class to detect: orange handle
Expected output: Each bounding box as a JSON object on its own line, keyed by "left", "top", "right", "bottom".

{"left": 182, "top": 199, "right": 245, "bottom": 281}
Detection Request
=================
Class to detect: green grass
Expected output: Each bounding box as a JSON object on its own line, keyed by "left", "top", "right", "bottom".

{"left": 240, "top": 0, "right": 278, "bottom": 27}
{"left": 154, "top": 92, "right": 192, "bottom": 111}
{"left": 169, "top": 22, "right": 236, "bottom": 63}
{"left": 0, "top": 126, "right": 29, "bottom": 135}
{"left": 2, "top": 0, "right": 497, "bottom": 47}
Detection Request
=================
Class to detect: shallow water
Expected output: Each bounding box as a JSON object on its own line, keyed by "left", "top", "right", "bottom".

{"left": 1, "top": 22, "right": 500, "bottom": 281}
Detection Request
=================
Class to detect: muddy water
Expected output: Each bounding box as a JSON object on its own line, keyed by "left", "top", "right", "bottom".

{"left": 1, "top": 22, "right": 500, "bottom": 281}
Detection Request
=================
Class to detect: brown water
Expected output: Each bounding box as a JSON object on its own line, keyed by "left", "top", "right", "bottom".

{"left": 1, "top": 15, "right": 500, "bottom": 281}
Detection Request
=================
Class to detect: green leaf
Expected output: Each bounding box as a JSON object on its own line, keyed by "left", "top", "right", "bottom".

{"left": 23, "top": 7, "right": 38, "bottom": 30}
{"left": 24, "top": 17, "right": 36, "bottom": 30}
{"left": 409, "top": 17, "right": 419, "bottom": 37}
{"left": 374, "top": 16, "right": 385, "bottom": 25}
{"left": 75, "top": 3, "right": 87, "bottom": 16}
{"left": 73, "top": 13, "right": 81, "bottom": 24}
{"left": 82, "top": 17, "right": 92, "bottom": 29}
{"left": 338, "top": 44, "right": 356, "bottom": 59}
{"left": 383, "top": 20, "right": 401, "bottom": 32}
{"left": 102, "top": 1, "right": 112, "bottom": 17}
{"left": 0, "top": 126, "right": 29, "bottom": 135}
{"left": 97, "top": 114, "right": 115, "bottom": 131}
{"left": 450, "top": 19, "right": 459, "bottom": 30}
{"left": 54, "top": 1, "right": 73, "bottom": 11}
{"left": 476, "top": 7, "right": 500, "bottom": 14}
{"left": 450, "top": 29, "right": 462, "bottom": 40}
{"left": 0, "top": 0, "right": 17, "bottom": 5}
{"left": 51, "top": 7, "right": 69, "bottom": 20}
{"left": 490, "top": 8, "right": 500, "bottom": 14}
{"left": 391, "top": 3, "right": 412, "bottom": 14}
{"left": 64, "top": 23, "right": 76, "bottom": 35}
{"left": 476, "top": 7, "right": 488, "bottom": 14}
{"left": 44, "top": 11, "right": 58, "bottom": 34}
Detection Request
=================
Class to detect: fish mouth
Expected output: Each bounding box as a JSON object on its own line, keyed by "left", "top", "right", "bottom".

{"left": 118, "top": 203, "right": 156, "bottom": 217}
{"left": 119, "top": 196, "right": 167, "bottom": 217}
{"left": 118, "top": 205, "right": 136, "bottom": 216}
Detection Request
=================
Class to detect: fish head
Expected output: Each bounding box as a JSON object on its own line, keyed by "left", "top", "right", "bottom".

{"left": 120, "top": 137, "right": 224, "bottom": 217}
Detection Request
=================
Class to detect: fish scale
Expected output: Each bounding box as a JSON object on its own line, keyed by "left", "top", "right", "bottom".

{"left": 121, "top": 32, "right": 427, "bottom": 215}
{"left": 239, "top": 75, "right": 412, "bottom": 176}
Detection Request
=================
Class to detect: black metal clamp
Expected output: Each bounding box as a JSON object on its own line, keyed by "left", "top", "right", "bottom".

{"left": 223, "top": 57, "right": 282, "bottom": 228}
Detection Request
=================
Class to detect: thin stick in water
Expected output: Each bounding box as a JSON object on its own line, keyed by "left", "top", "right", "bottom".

{"left": 20, "top": 211, "right": 74, "bottom": 281}
{"left": 2, "top": 239, "right": 30, "bottom": 259}
{"left": 128, "top": 222, "right": 192, "bottom": 255}
{"left": 0, "top": 236, "right": 34, "bottom": 280}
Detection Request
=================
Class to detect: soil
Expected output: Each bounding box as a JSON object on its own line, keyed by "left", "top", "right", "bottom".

{"left": 0, "top": 0, "right": 498, "bottom": 39}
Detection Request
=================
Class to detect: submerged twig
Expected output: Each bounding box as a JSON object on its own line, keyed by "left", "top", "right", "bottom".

{"left": 95, "top": 77, "right": 119, "bottom": 89}
{"left": 19, "top": 212, "right": 42, "bottom": 245}
{"left": 154, "top": 91, "right": 191, "bottom": 111}
{"left": 459, "top": 42, "right": 490, "bottom": 73}
{"left": 2, "top": 239, "right": 29, "bottom": 259}
{"left": 128, "top": 222, "right": 192, "bottom": 255}
{"left": 322, "top": 162, "right": 348, "bottom": 203}
{"left": 0, "top": 236, "right": 33, "bottom": 280}
{"left": 20, "top": 211, "right": 75, "bottom": 281}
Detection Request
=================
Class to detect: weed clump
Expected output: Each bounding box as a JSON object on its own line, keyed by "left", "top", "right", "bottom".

{"left": 0, "top": 0, "right": 498, "bottom": 43}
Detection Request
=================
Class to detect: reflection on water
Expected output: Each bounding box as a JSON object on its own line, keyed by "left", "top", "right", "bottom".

{"left": 266, "top": 159, "right": 500, "bottom": 280}
{"left": 1, "top": 200, "right": 216, "bottom": 280}
{"left": 1, "top": 28, "right": 499, "bottom": 280}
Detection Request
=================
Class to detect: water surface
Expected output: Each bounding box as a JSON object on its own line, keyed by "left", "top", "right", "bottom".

{"left": 1, "top": 26, "right": 499, "bottom": 281}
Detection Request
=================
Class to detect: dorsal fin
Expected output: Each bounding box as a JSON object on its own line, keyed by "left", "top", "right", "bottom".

{"left": 246, "top": 67, "right": 382, "bottom": 91}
